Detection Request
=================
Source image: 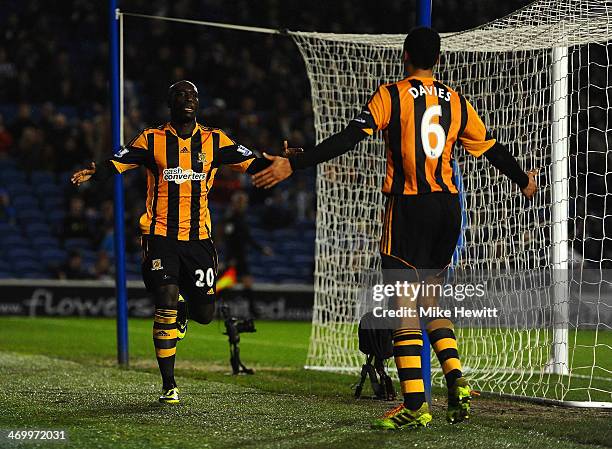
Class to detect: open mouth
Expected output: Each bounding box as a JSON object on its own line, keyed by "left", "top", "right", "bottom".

{"left": 184, "top": 107, "right": 194, "bottom": 113}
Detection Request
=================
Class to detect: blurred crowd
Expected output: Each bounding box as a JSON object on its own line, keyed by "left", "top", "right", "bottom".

{"left": 11, "top": 0, "right": 607, "bottom": 281}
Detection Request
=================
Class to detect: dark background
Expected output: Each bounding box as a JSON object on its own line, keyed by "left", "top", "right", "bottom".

{"left": 0, "top": 0, "right": 564, "bottom": 283}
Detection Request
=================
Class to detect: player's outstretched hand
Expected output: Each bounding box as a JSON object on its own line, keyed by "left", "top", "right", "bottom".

{"left": 71, "top": 162, "right": 96, "bottom": 186}
{"left": 252, "top": 141, "right": 298, "bottom": 189}
{"left": 521, "top": 169, "right": 538, "bottom": 199}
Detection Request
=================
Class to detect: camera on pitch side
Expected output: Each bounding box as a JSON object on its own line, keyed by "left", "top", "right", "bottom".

{"left": 220, "top": 303, "right": 256, "bottom": 375}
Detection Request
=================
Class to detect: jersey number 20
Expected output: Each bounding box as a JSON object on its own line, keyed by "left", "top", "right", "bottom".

{"left": 195, "top": 268, "right": 215, "bottom": 288}
{"left": 421, "top": 105, "right": 445, "bottom": 159}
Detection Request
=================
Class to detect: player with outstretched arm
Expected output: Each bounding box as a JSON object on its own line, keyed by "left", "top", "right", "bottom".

{"left": 72, "top": 80, "right": 273, "bottom": 404}
{"left": 252, "top": 28, "right": 538, "bottom": 429}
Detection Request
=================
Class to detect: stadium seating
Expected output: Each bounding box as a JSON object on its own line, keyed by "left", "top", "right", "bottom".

{"left": 0, "top": 159, "right": 315, "bottom": 282}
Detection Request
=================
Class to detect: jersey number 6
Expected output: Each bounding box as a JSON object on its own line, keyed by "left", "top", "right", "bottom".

{"left": 421, "top": 105, "right": 445, "bottom": 159}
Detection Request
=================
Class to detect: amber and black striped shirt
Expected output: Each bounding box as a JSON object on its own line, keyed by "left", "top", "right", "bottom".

{"left": 106, "top": 122, "right": 260, "bottom": 241}
{"left": 354, "top": 76, "right": 495, "bottom": 195}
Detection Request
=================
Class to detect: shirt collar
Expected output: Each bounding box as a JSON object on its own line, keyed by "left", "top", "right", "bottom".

{"left": 167, "top": 122, "right": 199, "bottom": 138}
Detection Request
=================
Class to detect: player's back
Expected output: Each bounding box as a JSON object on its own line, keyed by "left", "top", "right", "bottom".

{"left": 361, "top": 76, "right": 496, "bottom": 196}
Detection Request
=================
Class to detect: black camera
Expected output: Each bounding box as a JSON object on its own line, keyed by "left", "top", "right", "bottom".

{"left": 234, "top": 318, "right": 256, "bottom": 333}
{"left": 220, "top": 304, "right": 256, "bottom": 375}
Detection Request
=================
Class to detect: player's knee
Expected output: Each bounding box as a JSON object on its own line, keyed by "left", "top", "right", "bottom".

{"left": 153, "top": 284, "right": 179, "bottom": 309}
{"left": 193, "top": 315, "right": 213, "bottom": 325}
{"left": 190, "top": 302, "right": 215, "bottom": 324}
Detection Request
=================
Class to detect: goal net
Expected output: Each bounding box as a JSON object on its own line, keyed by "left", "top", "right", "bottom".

{"left": 291, "top": 0, "right": 612, "bottom": 406}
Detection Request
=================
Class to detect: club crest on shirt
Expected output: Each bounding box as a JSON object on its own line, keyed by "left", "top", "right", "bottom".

{"left": 198, "top": 152, "right": 206, "bottom": 164}
{"left": 151, "top": 259, "right": 163, "bottom": 271}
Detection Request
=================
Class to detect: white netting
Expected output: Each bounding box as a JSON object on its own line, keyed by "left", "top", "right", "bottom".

{"left": 292, "top": 0, "right": 612, "bottom": 405}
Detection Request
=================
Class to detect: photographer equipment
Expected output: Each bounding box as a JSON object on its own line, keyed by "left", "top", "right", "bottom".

{"left": 353, "top": 312, "right": 396, "bottom": 401}
{"left": 220, "top": 303, "right": 256, "bottom": 375}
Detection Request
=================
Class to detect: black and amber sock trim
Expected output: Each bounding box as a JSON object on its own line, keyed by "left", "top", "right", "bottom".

{"left": 393, "top": 328, "right": 425, "bottom": 411}
{"left": 153, "top": 308, "right": 178, "bottom": 389}
{"left": 426, "top": 318, "right": 462, "bottom": 389}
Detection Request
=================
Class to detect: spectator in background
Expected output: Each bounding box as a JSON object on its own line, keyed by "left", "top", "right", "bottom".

{"left": 9, "top": 103, "right": 36, "bottom": 142}
{"left": 0, "top": 115, "right": 14, "bottom": 156}
{"left": 261, "top": 188, "right": 294, "bottom": 229}
{"left": 0, "top": 187, "right": 16, "bottom": 224}
{"left": 123, "top": 108, "right": 146, "bottom": 145}
{"left": 47, "top": 113, "right": 70, "bottom": 152}
{"left": 221, "top": 190, "right": 273, "bottom": 317}
{"left": 79, "top": 119, "right": 97, "bottom": 160}
{"left": 63, "top": 196, "right": 90, "bottom": 240}
{"left": 292, "top": 177, "right": 315, "bottom": 222}
{"left": 98, "top": 224, "right": 114, "bottom": 256}
{"left": 52, "top": 116, "right": 87, "bottom": 172}
{"left": 38, "top": 102, "right": 56, "bottom": 136}
{"left": 238, "top": 96, "right": 261, "bottom": 137}
{"left": 56, "top": 250, "right": 92, "bottom": 280}
{"left": 17, "top": 126, "right": 44, "bottom": 172}
{"left": 93, "top": 200, "right": 114, "bottom": 241}
{"left": 0, "top": 46, "right": 17, "bottom": 100}
{"left": 92, "top": 251, "right": 113, "bottom": 280}
{"left": 207, "top": 168, "right": 243, "bottom": 203}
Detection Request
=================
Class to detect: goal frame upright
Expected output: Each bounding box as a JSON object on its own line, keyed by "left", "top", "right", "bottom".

{"left": 551, "top": 46, "right": 570, "bottom": 376}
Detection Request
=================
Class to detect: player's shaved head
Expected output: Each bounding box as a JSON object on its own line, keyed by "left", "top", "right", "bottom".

{"left": 403, "top": 27, "right": 441, "bottom": 70}
{"left": 168, "top": 80, "right": 198, "bottom": 99}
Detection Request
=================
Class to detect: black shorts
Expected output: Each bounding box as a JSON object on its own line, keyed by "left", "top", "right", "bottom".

{"left": 380, "top": 193, "right": 461, "bottom": 272}
{"left": 141, "top": 235, "right": 218, "bottom": 303}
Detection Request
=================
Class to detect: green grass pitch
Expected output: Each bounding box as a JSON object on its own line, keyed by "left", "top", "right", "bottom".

{"left": 1, "top": 317, "right": 610, "bottom": 449}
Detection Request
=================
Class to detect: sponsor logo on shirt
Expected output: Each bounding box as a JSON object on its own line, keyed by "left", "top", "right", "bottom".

{"left": 163, "top": 167, "right": 207, "bottom": 184}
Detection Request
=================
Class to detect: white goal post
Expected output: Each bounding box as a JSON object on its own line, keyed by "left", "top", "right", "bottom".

{"left": 291, "top": 0, "right": 612, "bottom": 407}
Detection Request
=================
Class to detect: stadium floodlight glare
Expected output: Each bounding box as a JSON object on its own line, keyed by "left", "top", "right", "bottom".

{"left": 292, "top": 0, "right": 612, "bottom": 407}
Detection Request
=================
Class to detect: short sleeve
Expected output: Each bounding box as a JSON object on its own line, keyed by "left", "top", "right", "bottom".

{"left": 126, "top": 131, "right": 148, "bottom": 150}
{"left": 218, "top": 130, "right": 236, "bottom": 148}
{"left": 459, "top": 98, "right": 496, "bottom": 157}
{"left": 213, "top": 130, "right": 255, "bottom": 173}
{"left": 110, "top": 130, "right": 150, "bottom": 173}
